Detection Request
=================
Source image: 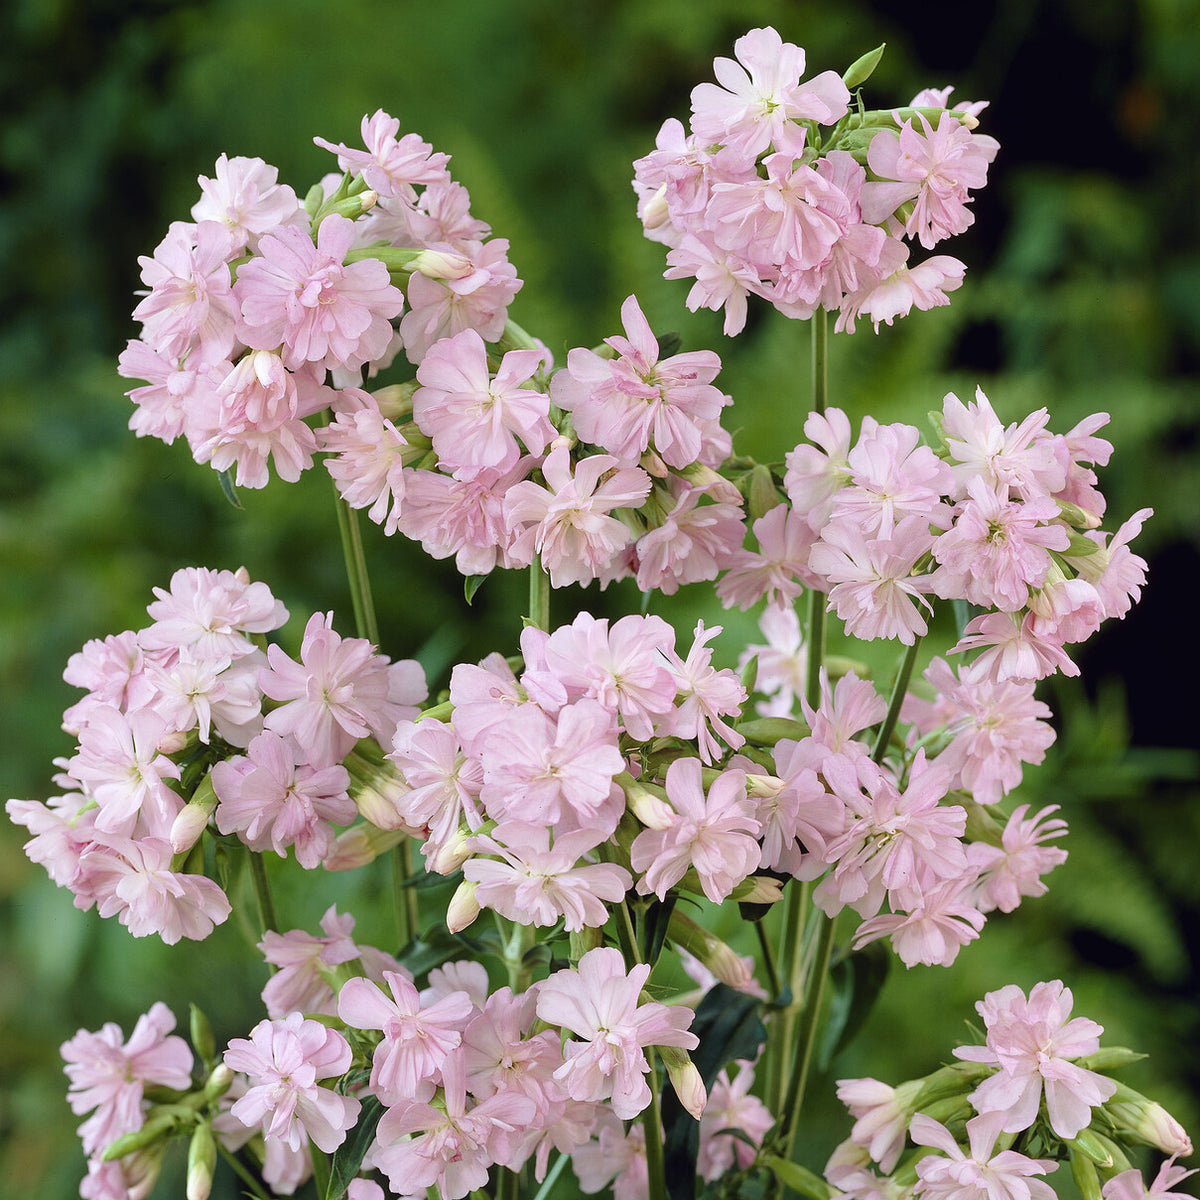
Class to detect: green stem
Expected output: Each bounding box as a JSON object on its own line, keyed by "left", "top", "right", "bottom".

{"left": 755, "top": 919, "right": 783, "bottom": 1000}
{"left": 804, "top": 308, "right": 829, "bottom": 712}
{"left": 497, "top": 1165, "right": 520, "bottom": 1200}
{"left": 309, "top": 1143, "right": 330, "bottom": 1200}
{"left": 614, "top": 900, "right": 644, "bottom": 966}
{"left": 528, "top": 554, "right": 551, "bottom": 632}
{"left": 871, "top": 634, "right": 922, "bottom": 765}
{"left": 530, "top": 1153, "right": 569, "bottom": 1200}
{"left": 642, "top": 1050, "right": 669, "bottom": 1200}
{"left": 779, "top": 910, "right": 839, "bottom": 1159}
{"left": 332, "top": 491, "right": 379, "bottom": 646}
{"left": 811, "top": 307, "right": 828, "bottom": 417}
{"left": 391, "top": 843, "right": 417, "bottom": 948}
{"left": 767, "top": 879, "right": 808, "bottom": 1119}
{"left": 247, "top": 850, "right": 278, "bottom": 939}
{"left": 216, "top": 1146, "right": 271, "bottom": 1200}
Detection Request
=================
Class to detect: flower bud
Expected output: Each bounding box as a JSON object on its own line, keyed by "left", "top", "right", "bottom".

{"left": 843, "top": 43, "right": 886, "bottom": 89}
{"left": 658, "top": 1045, "right": 707, "bottom": 1119}
{"left": 1106, "top": 1084, "right": 1193, "bottom": 1156}
{"left": 747, "top": 464, "right": 781, "bottom": 521}
{"left": 186, "top": 1122, "right": 217, "bottom": 1200}
{"left": 730, "top": 875, "right": 785, "bottom": 905}
{"left": 425, "top": 826, "right": 474, "bottom": 875}
{"left": 324, "top": 822, "right": 406, "bottom": 871}
{"left": 737, "top": 718, "right": 810, "bottom": 748}
{"left": 1068, "top": 1145, "right": 1104, "bottom": 1200}
{"left": 639, "top": 183, "right": 671, "bottom": 232}
{"left": 188, "top": 1003, "right": 216, "bottom": 1067}
{"left": 668, "top": 910, "right": 758, "bottom": 991}
{"left": 446, "top": 881, "right": 481, "bottom": 933}
{"left": 159, "top": 730, "right": 190, "bottom": 756}
{"left": 201, "top": 1064, "right": 234, "bottom": 1103}
{"left": 170, "top": 777, "right": 218, "bottom": 855}
{"left": 1067, "top": 1127, "right": 1115, "bottom": 1169}
{"left": 623, "top": 777, "right": 675, "bottom": 831}
{"left": 410, "top": 248, "right": 476, "bottom": 280}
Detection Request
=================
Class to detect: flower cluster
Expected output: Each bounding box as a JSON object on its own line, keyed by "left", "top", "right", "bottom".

{"left": 633, "top": 28, "right": 998, "bottom": 334}
{"left": 6, "top": 568, "right": 425, "bottom": 942}
{"left": 829, "top": 981, "right": 1193, "bottom": 1200}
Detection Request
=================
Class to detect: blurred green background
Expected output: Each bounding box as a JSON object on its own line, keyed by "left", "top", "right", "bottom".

{"left": 2, "top": 0, "right": 1199, "bottom": 1196}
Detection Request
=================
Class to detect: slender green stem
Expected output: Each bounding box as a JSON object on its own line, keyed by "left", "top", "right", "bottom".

{"left": 767, "top": 879, "right": 809, "bottom": 1118}
{"left": 755, "top": 919, "right": 783, "bottom": 1000}
{"left": 247, "top": 850, "right": 278, "bottom": 938}
{"left": 614, "top": 900, "right": 644, "bottom": 966}
{"left": 643, "top": 1050, "right": 669, "bottom": 1200}
{"left": 871, "top": 634, "right": 923, "bottom": 765}
{"left": 779, "top": 910, "right": 839, "bottom": 1159}
{"left": 804, "top": 587, "right": 827, "bottom": 712}
{"left": 530, "top": 1152, "right": 569, "bottom": 1200}
{"left": 216, "top": 1146, "right": 271, "bottom": 1200}
{"left": 497, "top": 1164, "right": 520, "bottom": 1200}
{"left": 309, "top": 1143, "right": 330, "bottom": 1200}
{"left": 332, "top": 491, "right": 379, "bottom": 645}
{"left": 528, "top": 554, "right": 551, "bottom": 632}
{"left": 391, "top": 843, "right": 416, "bottom": 948}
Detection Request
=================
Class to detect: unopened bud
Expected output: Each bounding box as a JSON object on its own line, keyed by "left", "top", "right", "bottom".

{"left": 668, "top": 911, "right": 759, "bottom": 991}
{"left": 410, "top": 248, "right": 476, "bottom": 280}
{"left": 658, "top": 1046, "right": 707, "bottom": 1119}
{"left": 1106, "top": 1085, "right": 1193, "bottom": 1157}
{"left": 171, "top": 778, "right": 218, "bottom": 855}
{"left": 747, "top": 464, "right": 781, "bottom": 521}
{"left": 677, "top": 462, "right": 744, "bottom": 505}
{"left": 102, "top": 1111, "right": 185, "bottom": 1161}
{"left": 1068, "top": 1127, "right": 1115, "bottom": 1169}
{"left": 159, "top": 730, "right": 189, "bottom": 756}
{"left": 188, "top": 1004, "right": 216, "bottom": 1067}
{"left": 731, "top": 875, "right": 785, "bottom": 905}
{"left": 324, "top": 823, "right": 406, "bottom": 871}
{"left": 186, "top": 1122, "right": 217, "bottom": 1200}
{"left": 1069, "top": 1145, "right": 1104, "bottom": 1200}
{"left": 425, "top": 826, "right": 474, "bottom": 875}
{"left": 843, "top": 43, "right": 886, "bottom": 89}
{"left": 737, "top": 717, "right": 810, "bottom": 747}
{"left": 622, "top": 776, "right": 675, "bottom": 831}
{"left": 639, "top": 183, "right": 671, "bottom": 232}
{"left": 201, "top": 1064, "right": 234, "bottom": 1104}
{"left": 446, "top": 881, "right": 481, "bottom": 933}
{"left": 371, "top": 381, "right": 418, "bottom": 421}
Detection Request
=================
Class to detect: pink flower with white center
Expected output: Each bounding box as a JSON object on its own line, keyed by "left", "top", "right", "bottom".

{"left": 399, "top": 238, "right": 522, "bottom": 362}
{"left": 536, "top": 947, "right": 699, "bottom": 1120}
{"left": 631, "top": 758, "right": 761, "bottom": 903}
{"left": 834, "top": 418, "right": 955, "bottom": 537}
{"left": 191, "top": 154, "right": 306, "bottom": 252}
{"left": 968, "top": 804, "right": 1068, "bottom": 914}
{"left": 212, "top": 731, "right": 355, "bottom": 868}
{"left": 62, "top": 631, "right": 157, "bottom": 723}
{"left": 810, "top": 515, "right": 937, "bottom": 646}
{"left": 911, "top": 1110, "right": 1057, "bottom": 1200}
{"left": 528, "top": 612, "right": 678, "bottom": 741}
{"left": 504, "top": 447, "right": 652, "bottom": 588}
{"left": 314, "top": 111, "right": 450, "bottom": 201}
{"left": 260, "top": 612, "right": 426, "bottom": 768}
{"left": 698, "top": 1064, "right": 774, "bottom": 1180}
{"left": 634, "top": 483, "right": 746, "bottom": 595}
{"left": 320, "top": 395, "right": 412, "bottom": 534}
{"left": 141, "top": 566, "right": 288, "bottom": 661}
{"left": 62, "top": 1002, "right": 194, "bottom": 1156}
{"left": 414, "top": 328, "right": 551, "bottom": 476}
{"left": 941, "top": 389, "right": 1066, "bottom": 501}
{"left": 259, "top": 904, "right": 405, "bottom": 1019}
{"left": 931, "top": 479, "right": 1069, "bottom": 611}
{"left": 466, "top": 822, "right": 633, "bottom": 930}
{"left": 338, "top": 969, "right": 473, "bottom": 1104}
{"left": 369, "top": 1048, "right": 537, "bottom": 1200}
{"left": 836, "top": 244, "right": 966, "bottom": 334}
{"left": 785, "top": 407, "right": 853, "bottom": 532}
{"left": 67, "top": 706, "right": 183, "bottom": 837}
{"left": 717, "top": 503, "right": 818, "bottom": 610}
{"left": 816, "top": 751, "right": 965, "bottom": 918}
{"left": 134, "top": 220, "right": 239, "bottom": 364}
{"left": 851, "top": 876, "right": 987, "bottom": 968}
{"left": 479, "top": 699, "right": 624, "bottom": 830}
{"left": 953, "top": 980, "right": 1117, "bottom": 1137}
{"left": 950, "top": 611, "right": 1078, "bottom": 684}
{"left": 142, "top": 648, "right": 264, "bottom": 746}
{"left": 661, "top": 621, "right": 747, "bottom": 764}
{"left": 690, "top": 26, "right": 850, "bottom": 160}
{"left": 913, "top": 657, "right": 1056, "bottom": 807}
{"left": 224, "top": 1014, "right": 359, "bottom": 1153}
{"left": 863, "top": 111, "right": 999, "bottom": 249}
{"left": 234, "top": 214, "right": 404, "bottom": 372}
{"left": 193, "top": 401, "right": 322, "bottom": 488}
{"left": 1103, "top": 1159, "right": 1198, "bottom": 1200}
{"left": 396, "top": 178, "right": 491, "bottom": 247}
{"left": 83, "top": 833, "right": 231, "bottom": 943}
{"left": 550, "top": 295, "right": 728, "bottom": 470}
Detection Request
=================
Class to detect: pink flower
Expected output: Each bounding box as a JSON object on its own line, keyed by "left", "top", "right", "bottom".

{"left": 62, "top": 1002, "right": 194, "bottom": 1155}
{"left": 320, "top": 396, "right": 411, "bottom": 534}
{"left": 698, "top": 1064, "right": 774, "bottom": 1180}
{"left": 968, "top": 804, "right": 1068, "bottom": 914}
{"left": 631, "top": 758, "right": 761, "bottom": 902}
{"left": 837, "top": 246, "right": 965, "bottom": 334}
{"left": 314, "top": 111, "right": 450, "bottom": 201}
{"left": 911, "top": 1110, "right": 1057, "bottom": 1200}
{"left": 260, "top": 612, "right": 426, "bottom": 768}
{"left": 1103, "top": 1159, "right": 1198, "bottom": 1200}
{"left": 224, "top": 1014, "right": 360, "bottom": 1153}
{"left": 661, "top": 621, "right": 747, "bottom": 763}
{"left": 536, "top": 947, "right": 699, "bottom": 1120}
{"left": 338, "top": 969, "right": 474, "bottom": 1103}
{"left": 191, "top": 154, "right": 306, "bottom": 251}
{"left": 953, "top": 981, "right": 1117, "bottom": 1137}
{"left": 235, "top": 214, "right": 404, "bottom": 372}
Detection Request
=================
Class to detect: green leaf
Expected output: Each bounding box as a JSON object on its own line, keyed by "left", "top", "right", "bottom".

{"left": 638, "top": 895, "right": 677, "bottom": 967}
{"left": 463, "top": 574, "right": 487, "bottom": 604}
{"left": 763, "top": 1156, "right": 833, "bottom": 1200}
{"left": 818, "top": 941, "right": 890, "bottom": 1070}
{"left": 325, "top": 1095, "right": 383, "bottom": 1200}
{"left": 397, "top": 922, "right": 500, "bottom": 982}
{"left": 216, "top": 468, "right": 244, "bottom": 510}
{"left": 657, "top": 330, "right": 683, "bottom": 359}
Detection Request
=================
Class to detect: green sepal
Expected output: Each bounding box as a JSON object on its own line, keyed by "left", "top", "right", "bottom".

{"left": 763, "top": 1156, "right": 834, "bottom": 1200}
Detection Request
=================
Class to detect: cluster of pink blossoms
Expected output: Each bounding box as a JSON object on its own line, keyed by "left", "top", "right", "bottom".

{"left": 633, "top": 27, "right": 998, "bottom": 334}
{"left": 829, "top": 981, "right": 1192, "bottom": 1200}
{"left": 6, "top": 567, "right": 425, "bottom": 942}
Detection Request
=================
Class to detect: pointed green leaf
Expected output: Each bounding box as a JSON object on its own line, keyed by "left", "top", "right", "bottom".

{"left": 217, "top": 468, "right": 244, "bottom": 510}
{"left": 463, "top": 575, "right": 487, "bottom": 604}
{"left": 325, "top": 1095, "right": 384, "bottom": 1200}
{"left": 764, "top": 1156, "right": 834, "bottom": 1200}
{"left": 818, "top": 942, "right": 890, "bottom": 1070}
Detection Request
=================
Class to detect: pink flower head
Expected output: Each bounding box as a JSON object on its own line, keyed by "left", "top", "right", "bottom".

{"left": 690, "top": 27, "right": 850, "bottom": 160}
{"left": 192, "top": 154, "right": 306, "bottom": 252}
{"left": 235, "top": 214, "right": 404, "bottom": 372}
{"left": 224, "top": 1014, "right": 360, "bottom": 1153}
{"left": 911, "top": 1110, "right": 1057, "bottom": 1200}
{"left": 1103, "top": 1159, "right": 1198, "bottom": 1200}
{"left": 631, "top": 758, "right": 761, "bottom": 902}
{"left": 260, "top": 612, "right": 427, "bottom": 768}
{"left": 837, "top": 245, "right": 965, "bottom": 334}
{"left": 699, "top": 1064, "right": 774, "bottom": 1180}
{"left": 314, "top": 111, "right": 450, "bottom": 202}
{"left": 969, "top": 804, "right": 1068, "bottom": 914}
{"left": 320, "top": 395, "right": 411, "bottom": 534}
{"left": 953, "top": 980, "right": 1117, "bottom": 1137}
{"left": 62, "top": 1002, "right": 194, "bottom": 1156}
{"left": 661, "top": 620, "right": 747, "bottom": 763}
{"left": 536, "top": 946, "right": 699, "bottom": 1120}
{"left": 551, "top": 295, "right": 728, "bottom": 470}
